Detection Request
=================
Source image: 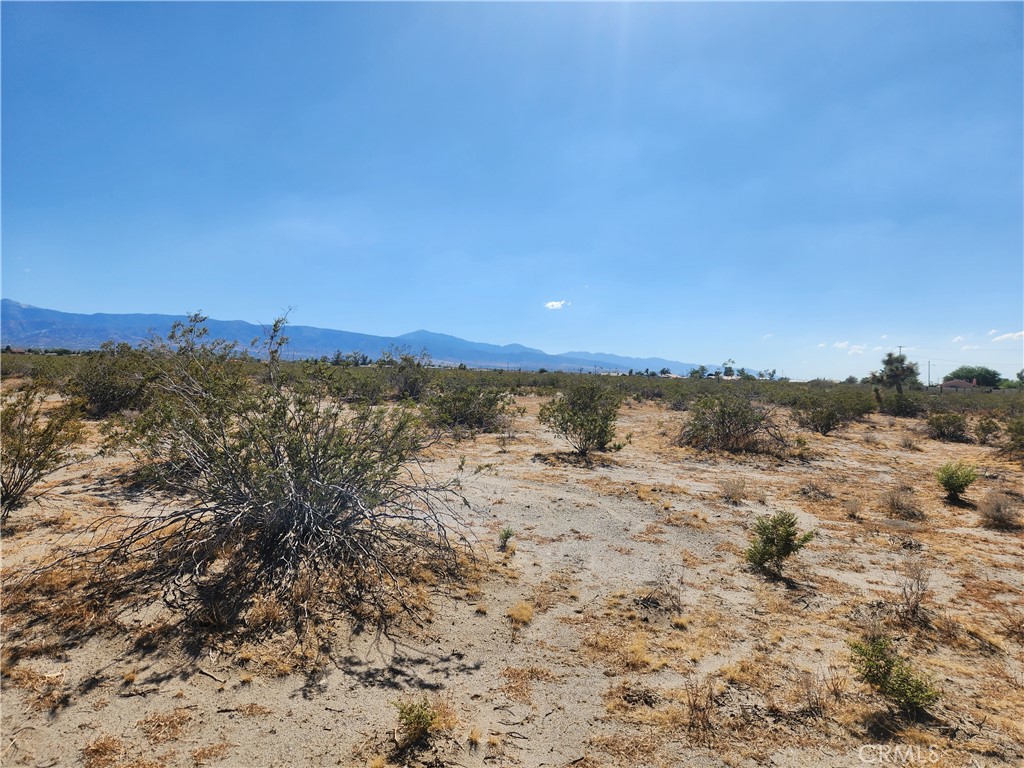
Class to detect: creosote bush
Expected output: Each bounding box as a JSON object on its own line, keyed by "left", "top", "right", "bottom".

{"left": 936, "top": 461, "right": 978, "bottom": 501}
{"left": 679, "top": 390, "right": 787, "bottom": 454}
{"left": 424, "top": 381, "right": 517, "bottom": 436}
{"left": 744, "top": 510, "right": 814, "bottom": 575}
{"left": 68, "top": 342, "right": 150, "bottom": 418}
{"left": 792, "top": 389, "right": 875, "bottom": 435}
{"left": 926, "top": 412, "right": 970, "bottom": 443}
{"left": 1, "top": 383, "right": 84, "bottom": 525}
{"left": 81, "top": 316, "right": 470, "bottom": 632}
{"left": 538, "top": 379, "right": 623, "bottom": 456}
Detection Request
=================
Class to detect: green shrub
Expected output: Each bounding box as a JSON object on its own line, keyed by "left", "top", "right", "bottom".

{"left": 974, "top": 417, "right": 1000, "bottom": 445}
{"left": 848, "top": 632, "right": 940, "bottom": 713}
{"left": 68, "top": 342, "right": 150, "bottom": 418}
{"left": 679, "top": 391, "right": 787, "bottom": 454}
{"left": 936, "top": 461, "right": 978, "bottom": 501}
{"left": 1002, "top": 416, "right": 1024, "bottom": 463}
{"left": 97, "top": 315, "right": 469, "bottom": 630}
{"left": 744, "top": 510, "right": 814, "bottom": 574}
{"left": 394, "top": 695, "right": 436, "bottom": 748}
{"left": 424, "top": 382, "right": 516, "bottom": 435}
{"left": 538, "top": 379, "right": 623, "bottom": 456}
{"left": 926, "top": 412, "right": 970, "bottom": 442}
{"left": 877, "top": 392, "right": 925, "bottom": 418}
{"left": 1, "top": 383, "right": 84, "bottom": 525}
{"left": 793, "top": 390, "right": 875, "bottom": 435}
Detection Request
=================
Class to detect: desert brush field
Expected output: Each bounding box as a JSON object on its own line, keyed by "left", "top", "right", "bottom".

{"left": 2, "top": 350, "right": 1023, "bottom": 768}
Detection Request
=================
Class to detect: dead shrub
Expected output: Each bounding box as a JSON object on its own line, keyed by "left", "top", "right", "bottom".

{"left": 880, "top": 483, "right": 922, "bottom": 520}
{"left": 978, "top": 491, "right": 1021, "bottom": 530}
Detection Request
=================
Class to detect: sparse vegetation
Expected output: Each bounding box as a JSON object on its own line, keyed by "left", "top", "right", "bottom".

{"left": 880, "top": 483, "right": 921, "bottom": 519}
{"left": 792, "top": 389, "right": 875, "bottom": 435}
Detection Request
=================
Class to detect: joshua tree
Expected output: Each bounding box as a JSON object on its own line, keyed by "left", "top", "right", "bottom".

{"left": 871, "top": 353, "right": 920, "bottom": 394}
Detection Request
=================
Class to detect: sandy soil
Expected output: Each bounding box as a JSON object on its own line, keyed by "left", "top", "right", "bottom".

{"left": 2, "top": 395, "right": 1022, "bottom": 768}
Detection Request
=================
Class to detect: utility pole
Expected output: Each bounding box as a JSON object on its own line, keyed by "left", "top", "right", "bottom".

{"left": 928, "top": 361, "right": 931, "bottom": 387}
{"left": 898, "top": 345, "right": 903, "bottom": 356}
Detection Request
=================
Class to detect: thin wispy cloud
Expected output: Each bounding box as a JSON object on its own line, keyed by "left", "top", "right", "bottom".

{"left": 988, "top": 329, "right": 1000, "bottom": 336}
{"left": 849, "top": 344, "right": 866, "bottom": 355}
{"left": 817, "top": 342, "right": 827, "bottom": 348}
{"left": 992, "top": 331, "right": 1023, "bottom": 342}
{"left": 544, "top": 300, "right": 569, "bottom": 310}
{"left": 873, "top": 346, "right": 883, "bottom": 352}
{"left": 880, "top": 335, "right": 888, "bottom": 340}
{"left": 952, "top": 335, "right": 965, "bottom": 343}
{"left": 833, "top": 341, "right": 849, "bottom": 349}
{"left": 762, "top": 333, "right": 773, "bottom": 340}
{"left": 961, "top": 345, "right": 981, "bottom": 350}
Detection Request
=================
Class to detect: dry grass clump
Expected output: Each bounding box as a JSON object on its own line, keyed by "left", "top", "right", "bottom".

{"left": 501, "top": 665, "right": 557, "bottom": 703}
{"left": 880, "top": 483, "right": 922, "bottom": 520}
{"left": 2, "top": 666, "right": 70, "bottom": 711}
{"left": 978, "top": 491, "right": 1021, "bottom": 530}
{"left": 720, "top": 477, "right": 746, "bottom": 504}
{"left": 506, "top": 601, "right": 534, "bottom": 626}
{"left": 81, "top": 734, "right": 128, "bottom": 768}
{"left": 894, "top": 557, "right": 932, "bottom": 625}
{"left": 192, "top": 743, "right": 231, "bottom": 766}
{"left": 137, "top": 707, "right": 194, "bottom": 744}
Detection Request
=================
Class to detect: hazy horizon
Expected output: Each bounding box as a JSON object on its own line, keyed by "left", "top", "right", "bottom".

{"left": 2, "top": 2, "right": 1021, "bottom": 381}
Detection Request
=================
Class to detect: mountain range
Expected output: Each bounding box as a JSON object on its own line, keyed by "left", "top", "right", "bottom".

{"left": 0, "top": 299, "right": 699, "bottom": 374}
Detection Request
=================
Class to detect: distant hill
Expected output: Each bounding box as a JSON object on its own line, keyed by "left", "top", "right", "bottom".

{"left": 0, "top": 299, "right": 699, "bottom": 374}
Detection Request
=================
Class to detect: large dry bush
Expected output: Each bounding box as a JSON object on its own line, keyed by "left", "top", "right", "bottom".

{"left": 79, "top": 316, "right": 470, "bottom": 631}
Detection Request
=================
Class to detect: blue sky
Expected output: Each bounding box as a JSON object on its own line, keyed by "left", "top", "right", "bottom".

{"left": 2, "top": 2, "right": 1022, "bottom": 380}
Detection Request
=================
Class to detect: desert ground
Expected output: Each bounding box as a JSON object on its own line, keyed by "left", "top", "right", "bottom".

{"left": 2, "top": 394, "right": 1022, "bottom": 768}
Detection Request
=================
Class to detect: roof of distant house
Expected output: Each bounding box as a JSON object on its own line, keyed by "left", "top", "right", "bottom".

{"left": 940, "top": 379, "right": 975, "bottom": 389}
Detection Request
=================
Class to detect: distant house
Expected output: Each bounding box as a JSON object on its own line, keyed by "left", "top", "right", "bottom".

{"left": 939, "top": 378, "right": 976, "bottom": 392}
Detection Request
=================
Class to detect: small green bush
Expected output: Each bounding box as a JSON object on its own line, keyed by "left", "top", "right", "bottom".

{"left": 538, "top": 380, "right": 623, "bottom": 456}
{"left": 926, "top": 412, "right": 970, "bottom": 442}
{"left": 679, "top": 391, "right": 787, "bottom": 454}
{"left": 394, "top": 695, "right": 436, "bottom": 748}
{"left": 936, "top": 461, "right": 978, "bottom": 501}
{"left": 744, "top": 510, "right": 814, "bottom": 574}
{"left": 1, "top": 383, "right": 84, "bottom": 525}
{"left": 848, "top": 632, "right": 940, "bottom": 713}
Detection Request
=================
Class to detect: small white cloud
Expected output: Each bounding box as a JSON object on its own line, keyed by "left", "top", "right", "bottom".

{"left": 992, "top": 330, "right": 1024, "bottom": 342}
{"left": 833, "top": 341, "right": 849, "bottom": 349}
{"left": 961, "top": 345, "right": 981, "bottom": 350}
{"left": 952, "top": 335, "right": 965, "bottom": 343}
{"left": 763, "top": 333, "right": 773, "bottom": 340}
{"left": 988, "top": 329, "right": 999, "bottom": 336}
{"left": 880, "top": 334, "right": 888, "bottom": 340}
{"left": 544, "top": 300, "right": 569, "bottom": 310}
{"left": 848, "top": 344, "right": 866, "bottom": 355}
{"left": 873, "top": 346, "right": 883, "bottom": 352}
{"left": 817, "top": 342, "right": 827, "bottom": 348}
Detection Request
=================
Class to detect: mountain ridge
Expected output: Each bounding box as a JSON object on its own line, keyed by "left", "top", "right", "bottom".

{"left": 0, "top": 299, "right": 699, "bottom": 374}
